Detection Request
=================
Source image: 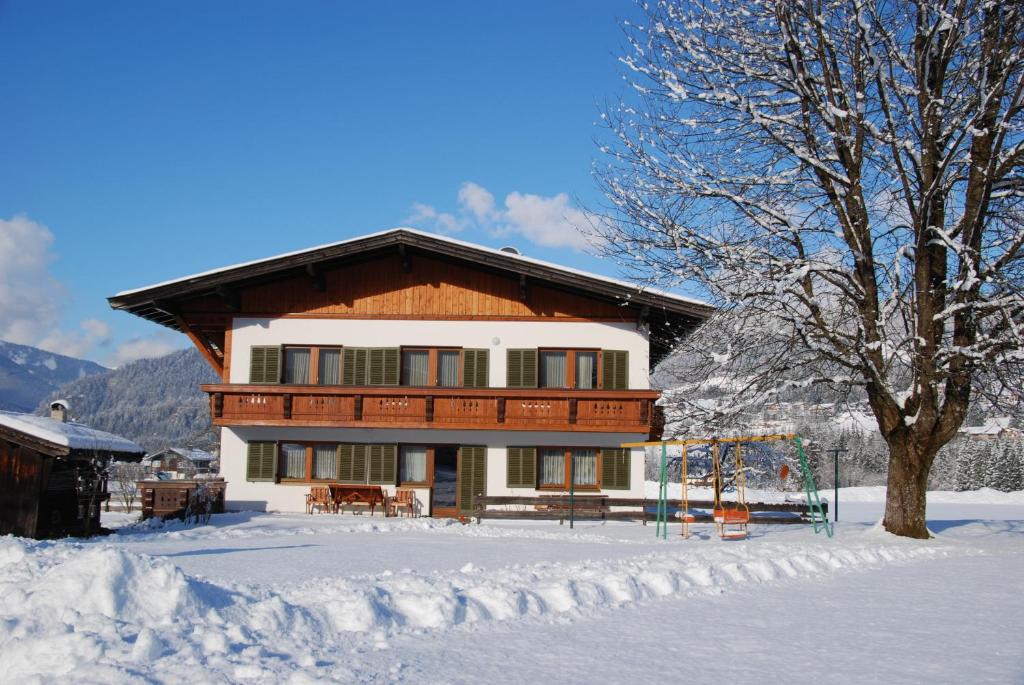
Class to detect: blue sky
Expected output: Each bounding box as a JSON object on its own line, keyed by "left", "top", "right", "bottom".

{"left": 0, "top": 1, "right": 644, "bottom": 366}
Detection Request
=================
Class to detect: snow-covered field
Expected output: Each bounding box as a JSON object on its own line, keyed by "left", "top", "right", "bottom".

{"left": 2, "top": 487, "right": 1022, "bottom": 684}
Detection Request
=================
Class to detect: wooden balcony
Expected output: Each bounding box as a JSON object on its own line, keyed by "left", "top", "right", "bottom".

{"left": 201, "top": 384, "right": 660, "bottom": 433}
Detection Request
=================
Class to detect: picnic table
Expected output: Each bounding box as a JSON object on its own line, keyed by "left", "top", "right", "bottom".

{"left": 328, "top": 484, "right": 385, "bottom": 516}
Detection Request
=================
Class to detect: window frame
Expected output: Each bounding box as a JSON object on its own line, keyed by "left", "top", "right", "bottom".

{"left": 281, "top": 345, "right": 346, "bottom": 386}
{"left": 399, "top": 445, "right": 433, "bottom": 486}
{"left": 400, "top": 346, "right": 464, "bottom": 387}
{"left": 535, "top": 446, "right": 604, "bottom": 492}
{"left": 276, "top": 441, "right": 343, "bottom": 482}
{"left": 536, "top": 348, "right": 603, "bottom": 390}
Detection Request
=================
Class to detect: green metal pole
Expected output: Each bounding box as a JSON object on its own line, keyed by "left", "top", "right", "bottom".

{"left": 570, "top": 452, "right": 575, "bottom": 530}
{"left": 656, "top": 443, "right": 668, "bottom": 539}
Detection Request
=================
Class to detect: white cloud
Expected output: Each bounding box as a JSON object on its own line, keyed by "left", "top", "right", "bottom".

{"left": 406, "top": 182, "right": 597, "bottom": 251}
{"left": 0, "top": 215, "right": 115, "bottom": 361}
{"left": 104, "top": 334, "right": 183, "bottom": 368}
{"left": 457, "top": 182, "right": 497, "bottom": 222}
{"left": 0, "top": 216, "right": 64, "bottom": 346}
{"left": 37, "top": 319, "right": 112, "bottom": 361}
{"left": 501, "top": 191, "right": 593, "bottom": 250}
{"left": 405, "top": 203, "right": 467, "bottom": 235}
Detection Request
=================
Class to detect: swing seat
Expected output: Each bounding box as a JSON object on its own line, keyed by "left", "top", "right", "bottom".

{"left": 713, "top": 507, "right": 749, "bottom": 525}
{"left": 681, "top": 514, "right": 696, "bottom": 522}
{"left": 721, "top": 530, "right": 748, "bottom": 540}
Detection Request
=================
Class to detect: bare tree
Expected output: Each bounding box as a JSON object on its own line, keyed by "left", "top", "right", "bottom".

{"left": 594, "top": 0, "right": 1023, "bottom": 537}
{"left": 110, "top": 461, "right": 145, "bottom": 514}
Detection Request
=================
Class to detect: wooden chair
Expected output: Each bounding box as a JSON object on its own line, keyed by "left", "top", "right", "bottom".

{"left": 306, "top": 486, "right": 335, "bottom": 515}
{"left": 387, "top": 488, "right": 416, "bottom": 518}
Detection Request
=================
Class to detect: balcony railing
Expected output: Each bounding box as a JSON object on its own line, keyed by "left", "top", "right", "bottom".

{"left": 201, "top": 384, "right": 660, "bottom": 433}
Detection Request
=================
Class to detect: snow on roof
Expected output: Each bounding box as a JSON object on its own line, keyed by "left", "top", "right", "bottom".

{"left": 0, "top": 410, "right": 145, "bottom": 455}
{"left": 960, "top": 417, "right": 1016, "bottom": 436}
{"left": 146, "top": 447, "right": 214, "bottom": 462}
{"left": 113, "top": 227, "right": 710, "bottom": 309}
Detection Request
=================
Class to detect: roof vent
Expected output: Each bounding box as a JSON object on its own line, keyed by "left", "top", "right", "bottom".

{"left": 50, "top": 399, "right": 70, "bottom": 423}
{"left": 499, "top": 246, "right": 521, "bottom": 255}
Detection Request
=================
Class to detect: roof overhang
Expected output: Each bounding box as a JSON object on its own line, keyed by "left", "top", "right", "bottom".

{"left": 108, "top": 228, "right": 714, "bottom": 365}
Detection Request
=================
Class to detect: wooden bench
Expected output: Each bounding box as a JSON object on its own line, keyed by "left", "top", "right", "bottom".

{"left": 473, "top": 495, "right": 826, "bottom": 525}
{"left": 535, "top": 495, "right": 610, "bottom": 524}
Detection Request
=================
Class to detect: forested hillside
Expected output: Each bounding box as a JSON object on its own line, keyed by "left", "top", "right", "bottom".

{"left": 39, "top": 348, "right": 218, "bottom": 452}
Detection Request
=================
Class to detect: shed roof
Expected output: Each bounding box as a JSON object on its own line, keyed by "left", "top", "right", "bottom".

{"left": 0, "top": 411, "right": 145, "bottom": 458}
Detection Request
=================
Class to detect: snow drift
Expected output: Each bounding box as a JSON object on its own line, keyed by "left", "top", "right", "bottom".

{"left": 0, "top": 527, "right": 972, "bottom": 682}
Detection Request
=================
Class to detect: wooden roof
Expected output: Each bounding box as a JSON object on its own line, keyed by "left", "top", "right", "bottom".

{"left": 108, "top": 228, "right": 713, "bottom": 365}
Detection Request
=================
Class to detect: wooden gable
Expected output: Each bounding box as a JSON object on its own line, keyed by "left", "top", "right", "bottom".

{"left": 186, "top": 253, "right": 634, "bottom": 321}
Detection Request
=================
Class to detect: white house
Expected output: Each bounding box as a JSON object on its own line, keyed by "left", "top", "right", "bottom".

{"left": 108, "top": 228, "right": 712, "bottom": 516}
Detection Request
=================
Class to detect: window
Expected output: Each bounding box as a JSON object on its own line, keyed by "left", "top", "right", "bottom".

{"left": 536, "top": 447, "right": 607, "bottom": 490}
{"left": 573, "top": 449, "right": 598, "bottom": 486}
{"left": 284, "top": 347, "right": 312, "bottom": 384}
{"left": 538, "top": 448, "right": 565, "bottom": 487}
{"left": 402, "top": 350, "right": 430, "bottom": 386}
{"left": 539, "top": 351, "right": 568, "bottom": 388}
{"left": 278, "top": 346, "right": 345, "bottom": 385}
{"left": 400, "top": 348, "right": 465, "bottom": 387}
{"left": 575, "top": 352, "right": 598, "bottom": 390}
{"left": 280, "top": 443, "right": 307, "bottom": 479}
{"left": 318, "top": 348, "right": 342, "bottom": 385}
{"left": 312, "top": 444, "right": 338, "bottom": 480}
{"left": 400, "top": 445, "right": 428, "bottom": 484}
{"left": 438, "top": 351, "right": 460, "bottom": 387}
{"left": 516, "top": 349, "right": 611, "bottom": 389}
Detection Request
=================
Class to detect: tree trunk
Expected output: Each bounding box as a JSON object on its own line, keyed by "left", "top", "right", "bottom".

{"left": 883, "top": 437, "right": 934, "bottom": 539}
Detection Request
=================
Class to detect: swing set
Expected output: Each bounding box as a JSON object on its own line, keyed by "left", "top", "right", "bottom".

{"left": 621, "top": 433, "right": 832, "bottom": 540}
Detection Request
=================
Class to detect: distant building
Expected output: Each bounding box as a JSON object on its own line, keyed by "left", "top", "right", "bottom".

{"left": 0, "top": 401, "right": 144, "bottom": 538}
{"left": 958, "top": 417, "right": 1022, "bottom": 441}
{"left": 143, "top": 447, "right": 217, "bottom": 475}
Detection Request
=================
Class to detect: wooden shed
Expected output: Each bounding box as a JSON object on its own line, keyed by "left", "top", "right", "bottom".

{"left": 0, "top": 403, "right": 145, "bottom": 539}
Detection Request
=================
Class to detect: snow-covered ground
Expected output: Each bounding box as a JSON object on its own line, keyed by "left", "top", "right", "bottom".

{"left": 2, "top": 487, "right": 1022, "bottom": 683}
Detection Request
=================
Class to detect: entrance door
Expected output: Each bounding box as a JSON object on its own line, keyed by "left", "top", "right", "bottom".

{"left": 431, "top": 446, "right": 459, "bottom": 517}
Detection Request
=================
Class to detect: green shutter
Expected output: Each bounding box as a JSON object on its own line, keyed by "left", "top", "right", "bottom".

{"left": 506, "top": 446, "right": 536, "bottom": 488}
{"left": 602, "top": 350, "right": 629, "bottom": 390}
{"left": 458, "top": 446, "right": 487, "bottom": 514}
{"left": 601, "top": 448, "right": 631, "bottom": 490}
{"left": 367, "top": 444, "right": 397, "bottom": 485}
{"left": 249, "top": 346, "right": 281, "bottom": 384}
{"left": 506, "top": 349, "right": 537, "bottom": 388}
{"left": 383, "top": 348, "right": 399, "bottom": 385}
{"left": 339, "top": 444, "right": 369, "bottom": 483}
{"left": 463, "top": 349, "right": 489, "bottom": 388}
{"left": 368, "top": 349, "right": 384, "bottom": 385}
{"left": 343, "top": 348, "right": 369, "bottom": 385}
{"left": 365, "top": 348, "right": 399, "bottom": 386}
{"left": 338, "top": 444, "right": 353, "bottom": 481}
{"left": 246, "top": 442, "right": 277, "bottom": 481}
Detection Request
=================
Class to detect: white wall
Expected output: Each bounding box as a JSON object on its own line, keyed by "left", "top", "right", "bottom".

{"left": 220, "top": 426, "right": 647, "bottom": 514}
{"left": 229, "top": 318, "right": 650, "bottom": 389}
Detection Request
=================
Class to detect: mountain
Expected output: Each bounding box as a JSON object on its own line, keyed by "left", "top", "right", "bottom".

{"left": 38, "top": 348, "right": 220, "bottom": 453}
{"left": 0, "top": 340, "right": 108, "bottom": 412}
